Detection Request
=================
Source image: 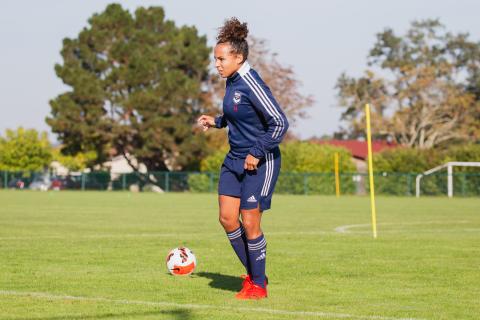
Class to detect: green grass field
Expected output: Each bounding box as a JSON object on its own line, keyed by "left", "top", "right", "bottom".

{"left": 0, "top": 191, "right": 479, "bottom": 320}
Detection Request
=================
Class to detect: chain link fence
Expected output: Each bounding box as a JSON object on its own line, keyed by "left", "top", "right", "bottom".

{"left": 1, "top": 170, "right": 479, "bottom": 196}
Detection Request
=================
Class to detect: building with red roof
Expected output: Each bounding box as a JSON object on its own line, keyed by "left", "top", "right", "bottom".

{"left": 313, "top": 139, "right": 399, "bottom": 195}
{"left": 313, "top": 139, "right": 399, "bottom": 173}
{"left": 316, "top": 140, "right": 397, "bottom": 161}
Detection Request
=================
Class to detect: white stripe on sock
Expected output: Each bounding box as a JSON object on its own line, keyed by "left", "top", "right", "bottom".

{"left": 248, "top": 238, "right": 267, "bottom": 250}
{"left": 227, "top": 227, "right": 244, "bottom": 239}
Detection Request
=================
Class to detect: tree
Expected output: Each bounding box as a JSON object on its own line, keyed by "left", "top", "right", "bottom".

{"left": 0, "top": 128, "right": 52, "bottom": 172}
{"left": 336, "top": 19, "right": 480, "bottom": 148}
{"left": 47, "top": 4, "right": 214, "bottom": 173}
{"left": 51, "top": 148, "right": 96, "bottom": 172}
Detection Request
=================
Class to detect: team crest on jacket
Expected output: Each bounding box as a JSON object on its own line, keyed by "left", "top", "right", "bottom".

{"left": 233, "top": 91, "right": 241, "bottom": 104}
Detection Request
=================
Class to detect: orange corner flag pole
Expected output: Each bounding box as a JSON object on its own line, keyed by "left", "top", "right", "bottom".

{"left": 365, "top": 104, "right": 378, "bottom": 239}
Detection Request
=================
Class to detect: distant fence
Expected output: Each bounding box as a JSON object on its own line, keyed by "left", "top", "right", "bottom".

{"left": 1, "top": 170, "right": 479, "bottom": 196}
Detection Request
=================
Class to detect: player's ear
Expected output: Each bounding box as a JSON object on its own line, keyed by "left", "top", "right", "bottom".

{"left": 235, "top": 53, "right": 244, "bottom": 65}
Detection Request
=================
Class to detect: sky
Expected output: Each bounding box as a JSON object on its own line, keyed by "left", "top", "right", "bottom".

{"left": 1, "top": 0, "right": 479, "bottom": 141}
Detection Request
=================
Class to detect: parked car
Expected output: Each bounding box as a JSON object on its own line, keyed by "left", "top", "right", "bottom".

{"left": 64, "top": 175, "right": 83, "bottom": 190}
{"left": 8, "top": 178, "right": 27, "bottom": 189}
{"left": 29, "top": 176, "right": 51, "bottom": 191}
{"left": 50, "top": 177, "right": 68, "bottom": 190}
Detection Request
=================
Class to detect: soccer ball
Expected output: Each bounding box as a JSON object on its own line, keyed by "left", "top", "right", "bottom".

{"left": 166, "top": 247, "right": 197, "bottom": 276}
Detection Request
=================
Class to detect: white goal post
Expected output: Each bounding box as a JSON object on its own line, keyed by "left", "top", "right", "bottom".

{"left": 416, "top": 162, "right": 480, "bottom": 198}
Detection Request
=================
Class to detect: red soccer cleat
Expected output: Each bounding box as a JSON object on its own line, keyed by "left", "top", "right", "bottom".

{"left": 235, "top": 283, "right": 268, "bottom": 300}
{"left": 240, "top": 274, "right": 253, "bottom": 288}
{"left": 240, "top": 274, "right": 268, "bottom": 286}
{"left": 236, "top": 274, "right": 253, "bottom": 299}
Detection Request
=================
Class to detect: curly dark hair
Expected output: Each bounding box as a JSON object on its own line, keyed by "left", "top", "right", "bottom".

{"left": 216, "top": 17, "right": 249, "bottom": 62}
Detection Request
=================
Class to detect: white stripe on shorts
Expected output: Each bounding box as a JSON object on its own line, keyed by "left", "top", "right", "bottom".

{"left": 261, "top": 153, "right": 274, "bottom": 197}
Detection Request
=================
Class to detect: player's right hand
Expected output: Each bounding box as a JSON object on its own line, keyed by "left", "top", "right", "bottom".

{"left": 197, "top": 115, "right": 215, "bottom": 131}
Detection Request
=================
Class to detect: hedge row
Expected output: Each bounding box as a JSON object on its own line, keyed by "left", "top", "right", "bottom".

{"left": 196, "top": 142, "right": 357, "bottom": 195}
{"left": 371, "top": 144, "right": 480, "bottom": 195}
{"left": 373, "top": 144, "right": 480, "bottom": 172}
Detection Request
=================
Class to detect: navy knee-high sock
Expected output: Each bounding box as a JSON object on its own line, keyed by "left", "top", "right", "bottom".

{"left": 247, "top": 234, "right": 267, "bottom": 288}
{"left": 226, "top": 225, "right": 251, "bottom": 274}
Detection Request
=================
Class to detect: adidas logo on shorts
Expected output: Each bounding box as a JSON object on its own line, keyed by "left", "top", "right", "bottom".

{"left": 247, "top": 195, "right": 257, "bottom": 203}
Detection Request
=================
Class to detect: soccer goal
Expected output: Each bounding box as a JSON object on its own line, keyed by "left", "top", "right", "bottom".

{"left": 416, "top": 162, "right": 480, "bottom": 198}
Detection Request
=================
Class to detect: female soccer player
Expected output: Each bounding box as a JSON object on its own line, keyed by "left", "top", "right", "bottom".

{"left": 198, "top": 17, "right": 289, "bottom": 300}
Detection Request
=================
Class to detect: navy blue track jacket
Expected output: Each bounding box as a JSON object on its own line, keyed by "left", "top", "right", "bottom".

{"left": 214, "top": 62, "right": 289, "bottom": 159}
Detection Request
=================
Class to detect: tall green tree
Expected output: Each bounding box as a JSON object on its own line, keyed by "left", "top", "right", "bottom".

{"left": 47, "top": 4, "right": 213, "bottom": 172}
{"left": 336, "top": 19, "right": 480, "bottom": 148}
{"left": 0, "top": 128, "right": 52, "bottom": 172}
{"left": 51, "top": 148, "right": 96, "bottom": 172}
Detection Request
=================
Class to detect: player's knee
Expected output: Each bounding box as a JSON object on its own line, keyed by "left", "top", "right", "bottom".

{"left": 241, "top": 219, "right": 259, "bottom": 234}
{"left": 219, "top": 214, "right": 236, "bottom": 229}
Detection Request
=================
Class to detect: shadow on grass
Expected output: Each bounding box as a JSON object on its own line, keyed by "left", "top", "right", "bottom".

{"left": 7, "top": 309, "right": 192, "bottom": 320}
{"left": 195, "top": 272, "right": 242, "bottom": 292}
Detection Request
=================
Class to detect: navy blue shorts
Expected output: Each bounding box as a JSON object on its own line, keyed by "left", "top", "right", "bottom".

{"left": 218, "top": 149, "right": 281, "bottom": 212}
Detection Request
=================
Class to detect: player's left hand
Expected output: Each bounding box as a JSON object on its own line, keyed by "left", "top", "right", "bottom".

{"left": 196, "top": 115, "right": 215, "bottom": 132}
{"left": 244, "top": 154, "right": 260, "bottom": 171}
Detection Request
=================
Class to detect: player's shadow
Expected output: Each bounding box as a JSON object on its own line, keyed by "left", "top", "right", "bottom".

{"left": 11, "top": 309, "right": 191, "bottom": 320}
{"left": 195, "top": 272, "right": 242, "bottom": 292}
